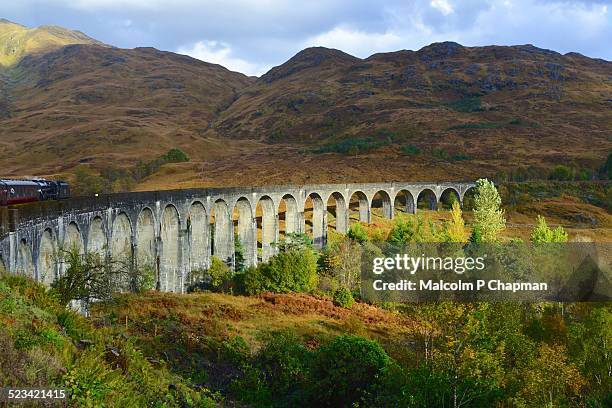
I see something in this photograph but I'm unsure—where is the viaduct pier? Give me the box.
[0,181,474,293]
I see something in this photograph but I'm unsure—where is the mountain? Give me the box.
[215,42,611,174]
[0,21,610,188]
[0,40,254,176]
[0,19,103,67]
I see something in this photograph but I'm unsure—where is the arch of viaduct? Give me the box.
[0,182,474,293]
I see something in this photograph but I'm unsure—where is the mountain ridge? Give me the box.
[0,20,610,189]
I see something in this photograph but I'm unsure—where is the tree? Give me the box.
[388,215,440,243]
[520,344,585,406]
[549,165,573,181]
[51,248,122,307]
[308,336,390,407]
[277,233,313,252]
[530,215,569,243]
[161,148,190,163]
[243,249,318,295]
[347,223,369,244]
[446,201,469,243]
[472,179,506,242]
[600,152,612,179]
[328,238,362,291]
[235,236,246,272]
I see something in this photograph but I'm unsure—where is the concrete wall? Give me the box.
[0,181,474,293]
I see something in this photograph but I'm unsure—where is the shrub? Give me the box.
[388,215,440,243]
[207,257,233,291]
[447,122,504,130]
[530,215,568,243]
[308,336,391,406]
[549,165,573,181]
[347,223,369,244]
[255,331,312,397]
[332,287,355,308]
[188,257,233,293]
[161,148,190,163]
[243,249,318,295]
[221,336,250,367]
[446,96,483,112]
[401,144,421,155]
[599,152,612,179]
[469,225,483,243]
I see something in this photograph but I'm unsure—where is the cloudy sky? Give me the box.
[1,0,610,76]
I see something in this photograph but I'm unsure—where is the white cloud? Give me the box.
[430,0,454,15]
[304,26,404,57]
[177,40,269,76]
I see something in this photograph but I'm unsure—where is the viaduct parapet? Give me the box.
[0,181,474,293]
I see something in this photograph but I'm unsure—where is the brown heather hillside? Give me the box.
[0,20,610,189]
[0,31,254,176]
[215,43,611,174]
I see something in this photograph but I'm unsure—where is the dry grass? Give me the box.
[90,290,416,353]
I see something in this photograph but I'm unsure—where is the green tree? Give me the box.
[388,215,440,243]
[51,248,123,307]
[600,152,612,179]
[277,233,313,252]
[234,236,246,272]
[332,287,355,308]
[347,223,369,244]
[328,238,362,291]
[207,256,233,291]
[161,148,190,163]
[243,249,318,295]
[472,179,506,242]
[530,215,568,243]
[520,344,585,406]
[308,336,390,407]
[549,165,573,181]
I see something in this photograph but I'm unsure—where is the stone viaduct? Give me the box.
[0,182,474,293]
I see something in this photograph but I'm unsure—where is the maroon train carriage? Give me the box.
[0,179,71,206]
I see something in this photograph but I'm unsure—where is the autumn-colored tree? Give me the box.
[446,201,469,243]
[520,343,585,406]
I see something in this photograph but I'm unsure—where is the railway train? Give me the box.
[0,179,70,206]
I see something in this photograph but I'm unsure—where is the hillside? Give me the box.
[0,21,609,187]
[0,41,254,177]
[0,19,103,67]
[215,43,611,175]
[1,270,610,407]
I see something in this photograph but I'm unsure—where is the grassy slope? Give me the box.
[0,19,102,67]
[0,272,217,407]
[86,290,422,400]
[0,268,418,406]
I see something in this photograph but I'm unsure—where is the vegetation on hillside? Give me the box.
[2,179,611,407]
[72,148,190,195]
[0,270,217,407]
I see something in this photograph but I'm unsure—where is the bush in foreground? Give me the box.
[308,335,390,407]
[332,287,355,308]
[243,249,318,295]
